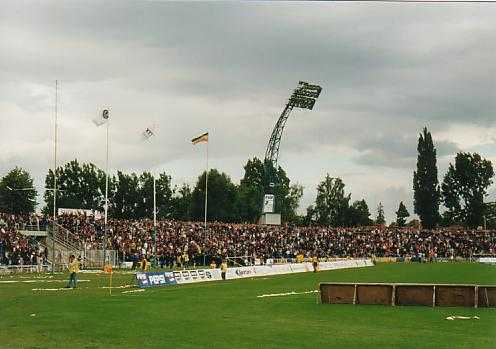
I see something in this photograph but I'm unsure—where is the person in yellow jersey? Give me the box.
[311,255,319,273]
[220,259,228,280]
[182,252,189,269]
[141,256,148,271]
[176,254,182,268]
[209,259,217,269]
[296,253,304,263]
[66,255,80,288]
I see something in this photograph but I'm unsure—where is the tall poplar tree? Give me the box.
[413,127,440,228]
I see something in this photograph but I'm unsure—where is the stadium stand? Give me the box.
[1,211,495,271]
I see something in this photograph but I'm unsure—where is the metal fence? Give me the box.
[81,249,118,268]
[0,264,50,275]
[45,222,118,269]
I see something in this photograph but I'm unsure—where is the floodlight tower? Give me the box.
[261,81,322,224]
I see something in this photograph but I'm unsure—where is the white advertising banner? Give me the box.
[143,259,374,287]
[478,257,496,264]
[289,263,311,273]
[58,208,102,218]
[222,259,373,281]
[172,268,222,284]
[58,208,93,216]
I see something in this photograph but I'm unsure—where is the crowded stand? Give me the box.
[0,212,48,267]
[1,211,495,268]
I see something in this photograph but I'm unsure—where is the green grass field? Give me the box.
[1,262,495,349]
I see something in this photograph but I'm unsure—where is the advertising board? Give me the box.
[136,259,374,288]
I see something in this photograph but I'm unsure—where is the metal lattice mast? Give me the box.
[264,104,294,167]
[261,81,322,217]
[264,81,322,168]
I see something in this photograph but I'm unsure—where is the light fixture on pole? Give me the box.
[94,108,110,267]
[142,124,159,267]
[262,81,322,224]
[52,80,59,273]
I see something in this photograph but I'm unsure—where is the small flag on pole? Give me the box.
[143,127,154,140]
[141,124,158,141]
[93,109,110,127]
[191,132,208,145]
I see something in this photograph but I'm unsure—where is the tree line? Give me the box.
[0,158,303,224]
[0,126,494,228]
[413,127,494,229]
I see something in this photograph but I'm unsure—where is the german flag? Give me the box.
[191,132,209,145]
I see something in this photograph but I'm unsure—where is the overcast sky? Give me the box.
[1,1,495,222]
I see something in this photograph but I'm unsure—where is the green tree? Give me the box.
[376,202,386,225]
[237,157,302,223]
[44,160,113,214]
[395,201,410,227]
[191,169,238,222]
[112,171,140,219]
[0,167,37,214]
[347,199,372,226]
[136,172,175,219]
[171,184,192,221]
[413,127,440,229]
[482,202,496,230]
[305,205,317,225]
[237,158,265,222]
[314,175,350,226]
[155,173,174,219]
[137,171,154,218]
[271,164,300,221]
[441,152,494,228]
[284,184,304,223]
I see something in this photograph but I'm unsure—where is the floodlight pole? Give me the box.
[103,119,109,267]
[262,81,322,219]
[264,104,294,169]
[52,80,58,274]
[204,140,209,266]
[153,174,157,267]
[204,140,208,230]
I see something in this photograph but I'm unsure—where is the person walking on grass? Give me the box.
[312,255,319,273]
[66,254,80,289]
[221,259,228,280]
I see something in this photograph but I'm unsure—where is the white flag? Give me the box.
[93,109,110,127]
[141,123,158,141]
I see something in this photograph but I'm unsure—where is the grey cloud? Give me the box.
[1,1,495,222]
[353,135,460,168]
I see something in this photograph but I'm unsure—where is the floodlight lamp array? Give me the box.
[288,81,322,110]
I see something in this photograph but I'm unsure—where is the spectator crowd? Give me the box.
[2,211,495,267]
[0,212,47,266]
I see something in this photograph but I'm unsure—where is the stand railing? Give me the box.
[46,222,117,269]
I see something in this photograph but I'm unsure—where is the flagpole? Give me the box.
[191,132,209,266]
[153,176,157,227]
[52,80,58,274]
[153,174,157,266]
[204,139,208,230]
[104,119,109,267]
